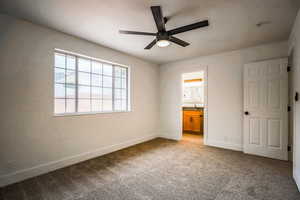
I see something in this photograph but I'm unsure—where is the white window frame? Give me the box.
[54,48,131,116]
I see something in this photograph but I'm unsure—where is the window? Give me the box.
[183,79,204,104]
[54,50,129,115]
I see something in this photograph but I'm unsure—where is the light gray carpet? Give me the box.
[1,136,299,200]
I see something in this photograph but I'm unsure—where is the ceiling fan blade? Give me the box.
[119,30,156,36]
[144,39,157,50]
[151,6,166,32]
[169,36,190,47]
[167,20,209,35]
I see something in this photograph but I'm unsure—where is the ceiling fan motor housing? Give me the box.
[157,31,169,41]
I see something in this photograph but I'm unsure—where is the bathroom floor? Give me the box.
[182,133,203,144]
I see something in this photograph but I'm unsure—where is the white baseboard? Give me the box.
[0,134,158,187]
[159,134,181,141]
[294,169,300,192]
[159,134,243,152]
[158,131,182,141]
[206,139,242,151]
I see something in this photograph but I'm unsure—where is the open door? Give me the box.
[243,58,289,160]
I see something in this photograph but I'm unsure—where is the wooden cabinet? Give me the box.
[183,110,203,134]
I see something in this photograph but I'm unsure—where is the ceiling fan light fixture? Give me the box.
[156,40,170,47]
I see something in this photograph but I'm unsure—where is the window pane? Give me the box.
[121,100,127,111]
[92,61,102,74]
[78,58,91,72]
[66,99,75,113]
[121,68,127,78]
[78,72,90,85]
[78,86,90,98]
[66,84,76,98]
[55,68,65,83]
[91,74,102,86]
[103,100,112,111]
[54,52,129,114]
[121,89,127,99]
[114,89,121,99]
[114,77,121,88]
[66,70,76,84]
[55,84,65,98]
[114,66,122,77]
[91,87,102,99]
[103,64,113,76]
[114,100,122,111]
[103,76,112,88]
[91,99,102,112]
[67,55,75,70]
[103,88,112,99]
[55,53,65,68]
[78,99,91,112]
[121,78,127,89]
[55,99,65,114]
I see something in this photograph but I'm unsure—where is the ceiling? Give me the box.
[0,0,299,64]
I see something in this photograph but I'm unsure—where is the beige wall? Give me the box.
[289,9,300,190]
[160,41,288,150]
[0,14,160,186]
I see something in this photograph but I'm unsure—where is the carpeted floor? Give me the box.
[1,136,299,200]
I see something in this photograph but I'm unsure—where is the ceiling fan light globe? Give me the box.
[156,40,170,47]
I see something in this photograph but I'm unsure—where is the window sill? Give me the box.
[53,111,131,117]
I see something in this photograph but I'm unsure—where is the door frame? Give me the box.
[179,67,209,145]
[288,49,295,161]
[288,42,299,182]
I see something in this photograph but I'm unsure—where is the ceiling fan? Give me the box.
[119,6,209,49]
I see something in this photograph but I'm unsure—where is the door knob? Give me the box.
[244,111,249,115]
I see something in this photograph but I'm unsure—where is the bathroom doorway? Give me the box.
[181,71,207,145]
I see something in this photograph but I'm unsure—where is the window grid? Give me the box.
[75,56,79,112]
[54,51,129,115]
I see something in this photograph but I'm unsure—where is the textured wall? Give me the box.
[0,14,160,186]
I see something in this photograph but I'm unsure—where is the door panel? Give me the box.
[244,58,288,160]
[192,116,201,132]
[267,80,281,109]
[183,114,193,131]
[267,119,281,148]
[248,81,260,109]
[249,118,261,145]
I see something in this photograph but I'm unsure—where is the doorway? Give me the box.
[181,71,207,145]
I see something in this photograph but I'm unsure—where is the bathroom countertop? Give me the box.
[182,107,204,111]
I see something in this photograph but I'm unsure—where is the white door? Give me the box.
[243,58,288,160]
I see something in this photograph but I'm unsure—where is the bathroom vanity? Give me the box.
[182,107,204,134]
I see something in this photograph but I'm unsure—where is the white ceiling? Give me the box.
[0,0,299,64]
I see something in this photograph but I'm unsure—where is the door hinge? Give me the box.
[287,66,291,72]
[288,106,291,112]
[288,146,292,152]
